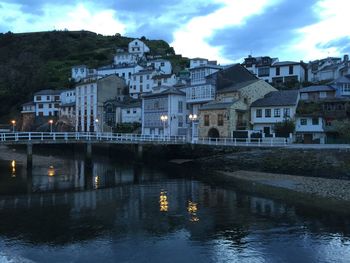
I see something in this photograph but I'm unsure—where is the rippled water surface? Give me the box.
[0,146,350,263]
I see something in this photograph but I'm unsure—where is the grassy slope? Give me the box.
[0,30,188,122]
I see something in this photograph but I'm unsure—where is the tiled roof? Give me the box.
[272,61,300,67]
[251,90,299,107]
[300,85,335,93]
[152,74,173,80]
[142,87,185,98]
[22,101,34,106]
[34,89,63,96]
[199,101,236,110]
[217,79,260,93]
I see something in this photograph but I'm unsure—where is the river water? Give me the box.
[0,146,350,263]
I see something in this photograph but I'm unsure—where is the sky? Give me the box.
[0,0,349,64]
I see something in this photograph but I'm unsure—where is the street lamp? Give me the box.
[10,120,16,133]
[160,115,168,137]
[95,118,99,133]
[48,119,53,133]
[189,114,197,143]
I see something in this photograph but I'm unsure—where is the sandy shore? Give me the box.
[217,170,350,202]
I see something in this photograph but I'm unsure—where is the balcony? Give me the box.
[186,84,215,103]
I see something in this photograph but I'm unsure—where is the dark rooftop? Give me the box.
[34,89,63,96]
[199,101,236,110]
[251,90,299,107]
[300,85,335,93]
[142,86,185,98]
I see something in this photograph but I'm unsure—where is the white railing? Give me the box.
[0,132,187,144]
[195,137,292,147]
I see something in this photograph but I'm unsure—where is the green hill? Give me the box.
[0,30,188,122]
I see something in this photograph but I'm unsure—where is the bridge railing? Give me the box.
[195,137,291,147]
[0,132,187,144]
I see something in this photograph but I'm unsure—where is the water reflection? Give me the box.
[0,156,350,262]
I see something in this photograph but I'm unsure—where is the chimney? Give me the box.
[344,54,349,62]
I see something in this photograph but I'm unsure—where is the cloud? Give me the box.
[317,37,350,56]
[208,0,319,62]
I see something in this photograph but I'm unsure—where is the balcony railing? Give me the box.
[186,84,215,103]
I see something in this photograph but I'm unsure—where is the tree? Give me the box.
[274,119,295,137]
[333,119,350,140]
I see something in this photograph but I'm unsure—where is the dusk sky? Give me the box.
[0,0,349,64]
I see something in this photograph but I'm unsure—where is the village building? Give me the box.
[198,77,277,138]
[33,89,62,117]
[142,86,188,136]
[250,90,299,136]
[147,59,172,74]
[75,75,126,132]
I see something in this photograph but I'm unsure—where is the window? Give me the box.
[38,104,43,109]
[265,109,271,117]
[312,118,319,125]
[133,76,136,81]
[178,116,183,127]
[258,67,270,77]
[54,103,59,108]
[147,75,150,80]
[54,95,60,101]
[127,110,130,114]
[256,109,262,118]
[320,92,327,98]
[133,109,137,114]
[164,78,167,83]
[274,108,281,117]
[140,76,143,83]
[49,104,52,108]
[46,96,50,100]
[283,108,290,117]
[289,65,294,75]
[178,101,183,113]
[36,96,41,101]
[300,119,307,125]
[218,114,224,126]
[276,67,280,76]
[204,115,209,126]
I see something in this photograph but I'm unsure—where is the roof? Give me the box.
[60,102,75,107]
[199,101,236,110]
[22,101,34,106]
[300,85,335,93]
[189,64,223,71]
[217,79,260,93]
[152,74,173,80]
[142,87,185,98]
[98,63,139,70]
[34,89,62,96]
[121,101,141,109]
[133,70,154,76]
[251,90,299,107]
[333,75,350,84]
[272,61,300,67]
[190,57,208,61]
[207,64,258,91]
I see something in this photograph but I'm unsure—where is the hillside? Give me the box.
[0,30,188,122]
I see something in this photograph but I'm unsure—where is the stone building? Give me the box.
[198,79,276,138]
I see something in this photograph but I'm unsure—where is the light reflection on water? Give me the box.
[0,154,350,262]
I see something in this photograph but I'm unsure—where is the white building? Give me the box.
[142,86,188,136]
[128,39,150,57]
[129,69,156,99]
[75,75,126,132]
[242,56,306,86]
[295,116,326,144]
[114,49,138,65]
[97,64,143,86]
[121,102,142,124]
[59,89,76,126]
[189,58,218,69]
[71,65,97,82]
[147,59,172,74]
[152,74,177,87]
[250,90,299,135]
[308,55,350,83]
[33,89,62,117]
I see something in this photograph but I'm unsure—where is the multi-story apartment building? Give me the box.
[142,86,188,136]
[147,59,172,74]
[59,89,76,127]
[129,69,156,99]
[242,55,306,87]
[308,55,350,83]
[97,64,144,86]
[75,75,126,132]
[71,65,97,82]
[33,89,62,117]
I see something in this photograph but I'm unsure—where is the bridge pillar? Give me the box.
[135,144,143,162]
[26,143,33,169]
[85,143,92,167]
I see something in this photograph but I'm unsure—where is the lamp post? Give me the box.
[11,120,16,133]
[160,115,168,138]
[189,114,197,143]
[48,119,53,133]
[95,118,99,133]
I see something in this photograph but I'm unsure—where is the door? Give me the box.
[263,127,270,136]
[304,134,313,144]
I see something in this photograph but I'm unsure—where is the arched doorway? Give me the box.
[208,128,220,138]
